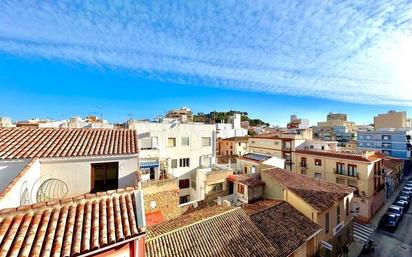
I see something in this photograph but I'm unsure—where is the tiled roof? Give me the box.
[145,207,280,257]
[0,187,144,257]
[295,149,384,163]
[0,128,138,159]
[220,136,249,142]
[243,200,321,257]
[228,174,265,187]
[263,168,354,211]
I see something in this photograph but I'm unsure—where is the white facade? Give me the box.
[0,155,138,209]
[128,120,216,203]
[216,114,248,139]
[0,117,14,128]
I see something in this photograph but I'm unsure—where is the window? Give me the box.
[202,137,211,146]
[181,137,190,146]
[230,151,233,155]
[337,205,341,224]
[179,195,190,204]
[168,137,176,147]
[179,179,190,189]
[237,184,245,194]
[191,176,197,190]
[382,142,391,148]
[301,157,307,167]
[179,158,190,167]
[91,162,119,193]
[314,172,322,179]
[346,198,350,217]
[171,159,177,168]
[315,159,322,166]
[348,164,358,177]
[238,142,242,146]
[382,135,391,141]
[336,162,345,174]
[325,212,330,233]
[211,182,223,192]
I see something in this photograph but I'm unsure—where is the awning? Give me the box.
[139,160,159,168]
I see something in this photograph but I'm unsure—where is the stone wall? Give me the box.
[142,178,180,220]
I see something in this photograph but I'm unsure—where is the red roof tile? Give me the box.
[262,168,354,211]
[243,200,321,257]
[228,174,265,187]
[0,188,144,257]
[295,149,384,163]
[0,128,138,159]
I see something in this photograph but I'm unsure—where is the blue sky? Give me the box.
[0,0,411,126]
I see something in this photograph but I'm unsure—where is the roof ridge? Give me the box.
[0,186,139,216]
[146,207,240,241]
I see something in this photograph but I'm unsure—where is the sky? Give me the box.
[0,0,411,126]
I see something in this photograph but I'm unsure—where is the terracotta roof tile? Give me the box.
[0,128,138,159]
[145,207,280,257]
[228,174,265,187]
[295,149,384,163]
[243,200,321,257]
[263,168,354,211]
[0,188,144,257]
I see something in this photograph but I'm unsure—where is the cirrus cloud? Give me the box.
[0,0,411,105]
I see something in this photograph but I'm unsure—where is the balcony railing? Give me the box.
[334,168,359,178]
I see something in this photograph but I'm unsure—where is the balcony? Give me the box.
[139,148,160,159]
[334,168,359,178]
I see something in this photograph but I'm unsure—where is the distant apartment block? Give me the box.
[15,115,114,129]
[314,112,357,146]
[287,114,309,129]
[358,130,412,159]
[217,136,248,163]
[165,106,193,123]
[293,142,385,223]
[247,130,311,170]
[374,110,409,130]
[0,117,14,128]
[216,113,248,139]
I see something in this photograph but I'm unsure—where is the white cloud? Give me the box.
[0,0,411,105]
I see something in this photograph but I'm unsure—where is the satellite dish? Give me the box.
[193,202,198,208]
[150,201,157,209]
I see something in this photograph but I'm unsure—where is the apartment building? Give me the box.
[0,128,139,209]
[374,110,409,130]
[216,113,248,139]
[128,120,219,204]
[314,113,357,146]
[217,136,248,163]
[0,117,14,128]
[165,106,193,123]
[293,146,385,223]
[261,168,354,257]
[287,114,309,129]
[247,130,310,170]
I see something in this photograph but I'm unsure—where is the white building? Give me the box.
[0,128,138,209]
[128,120,217,204]
[216,114,248,139]
[0,117,14,128]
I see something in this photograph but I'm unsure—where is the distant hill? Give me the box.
[193,110,270,127]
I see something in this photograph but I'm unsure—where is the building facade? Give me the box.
[261,168,354,257]
[216,113,248,139]
[247,131,310,170]
[293,147,385,223]
[314,113,357,147]
[128,120,217,204]
[374,111,409,130]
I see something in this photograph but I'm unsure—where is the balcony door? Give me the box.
[91,162,119,193]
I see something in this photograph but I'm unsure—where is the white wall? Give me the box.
[131,121,216,178]
[0,159,41,209]
[40,156,138,197]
